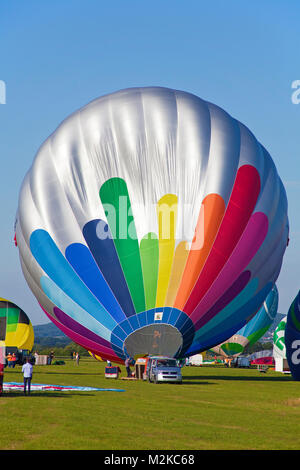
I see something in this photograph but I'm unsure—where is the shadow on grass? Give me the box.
[1,392,95,398]
[150,381,215,386]
[183,374,293,382]
[5,371,102,377]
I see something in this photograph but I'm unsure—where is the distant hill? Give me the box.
[34,322,67,337]
[33,322,71,348]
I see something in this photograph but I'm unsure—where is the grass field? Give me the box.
[1,358,300,450]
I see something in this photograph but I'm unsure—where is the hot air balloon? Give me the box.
[211,285,278,357]
[15,87,289,364]
[285,291,300,380]
[0,298,34,352]
[273,315,290,373]
[273,315,287,359]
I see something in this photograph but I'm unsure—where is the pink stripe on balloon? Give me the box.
[40,305,123,364]
[184,165,261,315]
[193,270,251,331]
[190,212,268,324]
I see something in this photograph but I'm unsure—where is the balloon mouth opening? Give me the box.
[124,324,183,358]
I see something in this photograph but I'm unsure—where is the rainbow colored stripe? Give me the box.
[30,170,272,363]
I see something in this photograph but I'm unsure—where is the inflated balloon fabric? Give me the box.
[285,291,300,380]
[211,285,278,357]
[15,87,289,363]
[0,298,34,351]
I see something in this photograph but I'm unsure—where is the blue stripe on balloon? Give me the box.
[83,220,136,318]
[40,276,112,342]
[169,309,180,326]
[162,308,172,323]
[111,325,127,341]
[110,334,124,350]
[137,311,147,327]
[128,315,140,331]
[65,243,127,324]
[146,309,155,324]
[121,320,134,336]
[30,229,117,333]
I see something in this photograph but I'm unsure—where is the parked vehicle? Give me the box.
[231,356,250,368]
[145,356,182,384]
[188,354,203,366]
[4,347,34,366]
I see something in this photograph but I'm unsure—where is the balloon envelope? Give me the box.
[285,291,300,380]
[15,87,289,363]
[88,351,104,362]
[211,285,278,357]
[273,315,287,359]
[0,298,34,351]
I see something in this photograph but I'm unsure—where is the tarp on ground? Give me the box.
[3,382,125,392]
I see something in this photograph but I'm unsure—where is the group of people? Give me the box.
[71,351,80,365]
[6,352,17,368]
[4,350,134,396]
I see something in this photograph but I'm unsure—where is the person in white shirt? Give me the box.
[22,358,33,396]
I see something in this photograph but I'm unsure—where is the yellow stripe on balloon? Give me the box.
[164,241,190,307]
[156,194,178,307]
[5,324,34,350]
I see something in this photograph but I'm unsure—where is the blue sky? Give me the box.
[0,0,299,325]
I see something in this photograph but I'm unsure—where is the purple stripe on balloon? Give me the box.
[190,212,268,323]
[192,270,251,331]
[39,305,119,359]
[53,307,112,348]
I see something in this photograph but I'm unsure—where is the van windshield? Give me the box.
[156,359,177,368]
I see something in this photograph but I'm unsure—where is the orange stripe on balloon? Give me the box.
[164,241,190,307]
[173,193,226,311]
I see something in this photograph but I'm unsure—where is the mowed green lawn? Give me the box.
[1,358,300,450]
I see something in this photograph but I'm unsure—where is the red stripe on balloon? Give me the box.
[183,165,261,315]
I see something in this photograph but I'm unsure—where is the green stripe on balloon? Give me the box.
[247,326,270,346]
[6,308,19,333]
[140,233,159,310]
[99,177,146,314]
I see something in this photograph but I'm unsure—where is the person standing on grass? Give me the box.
[11,353,17,368]
[49,350,54,365]
[22,357,33,396]
[125,357,132,377]
[7,352,13,368]
[76,352,80,365]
